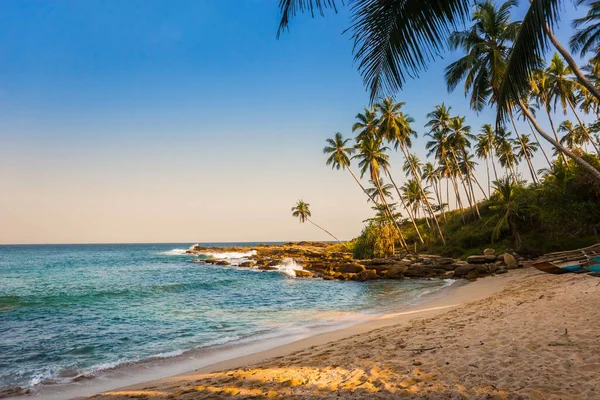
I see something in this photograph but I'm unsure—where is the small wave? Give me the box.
[160,248,189,256]
[198,250,257,260]
[271,258,303,278]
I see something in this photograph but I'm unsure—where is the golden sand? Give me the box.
[89,268,600,399]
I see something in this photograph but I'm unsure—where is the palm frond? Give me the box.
[277,0,341,38]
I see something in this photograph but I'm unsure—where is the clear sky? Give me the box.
[0,0,589,244]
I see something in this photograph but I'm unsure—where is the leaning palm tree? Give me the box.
[489,177,523,250]
[365,180,394,203]
[571,0,600,59]
[291,200,344,244]
[324,132,376,202]
[514,134,540,183]
[376,97,444,243]
[495,129,519,183]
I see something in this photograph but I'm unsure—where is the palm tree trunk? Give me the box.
[449,149,474,209]
[465,173,481,218]
[523,149,538,184]
[471,173,488,200]
[509,163,519,183]
[374,176,409,251]
[485,156,491,197]
[545,107,569,164]
[526,119,552,167]
[518,100,600,181]
[567,97,592,140]
[384,168,425,244]
[398,144,446,244]
[546,25,600,103]
[307,219,344,245]
[491,154,499,181]
[450,174,466,223]
[348,168,378,203]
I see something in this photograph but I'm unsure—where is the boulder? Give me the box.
[362,258,396,266]
[496,267,508,274]
[404,265,430,278]
[437,257,456,265]
[454,264,476,278]
[444,271,455,279]
[483,248,496,256]
[353,269,379,282]
[294,270,314,278]
[384,264,408,279]
[239,261,255,267]
[258,265,278,271]
[465,270,480,280]
[215,260,231,266]
[337,263,366,274]
[502,253,518,269]
[466,255,490,264]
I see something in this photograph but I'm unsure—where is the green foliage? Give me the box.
[353,222,400,259]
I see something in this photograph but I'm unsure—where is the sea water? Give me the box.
[0,243,453,396]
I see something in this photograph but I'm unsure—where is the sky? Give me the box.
[0,0,591,244]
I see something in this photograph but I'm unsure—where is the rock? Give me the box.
[336,273,356,281]
[384,264,408,279]
[454,264,476,278]
[353,269,379,281]
[239,261,255,267]
[362,258,396,266]
[404,264,429,278]
[215,260,231,266]
[337,263,366,274]
[496,267,508,274]
[466,255,489,264]
[503,253,518,269]
[437,257,455,265]
[444,271,455,279]
[476,264,492,274]
[483,248,496,256]
[465,270,480,280]
[294,270,314,278]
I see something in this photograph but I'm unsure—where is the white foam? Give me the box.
[160,248,189,256]
[272,258,303,278]
[199,250,257,259]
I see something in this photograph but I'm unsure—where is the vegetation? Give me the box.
[291,200,345,246]
[304,1,600,259]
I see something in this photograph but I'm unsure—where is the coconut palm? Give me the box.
[445,0,519,111]
[514,97,553,167]
[277,0,600,107]
[324,132,376,202]
[571,0,600,58]
[558,120,600,153]
[447,116,479,211]
[475,124,499,196]
[376,97,441,243]
[495,129,519,183]
[353,136,409,250]
[488,177,523,250]
[459,152,484,218]
[514,134,540,183]
[291,200,344,244]
[402,153,422,179]
[365,180,394,203]
[422,162,446,222]
[352,107,380,144]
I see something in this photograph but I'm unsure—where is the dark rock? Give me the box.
[466,255,490,264]
[384,265,408,279]
[258,265,278,271]
[483,248,496,256]
[503,253,518,269]
[239,261,255,267]
[353,269,379,281]
[294,270,314,278]
[496,267,508,274]
[437,257,455,265]
[404,265,430,278]
[336,263,366,274]
[454,264,477,277]
[215,260,231,266]
[465,270,480,280]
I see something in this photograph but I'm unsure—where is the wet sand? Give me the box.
[83,267,600,399]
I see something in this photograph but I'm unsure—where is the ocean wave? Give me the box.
[197,250,257,260]
[160,248,189,256]
[271,258,303,278]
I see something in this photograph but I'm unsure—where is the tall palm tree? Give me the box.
[495,129,519,183]
[514,134,540,183]
[376,97,444,243]
[459,152,484,218]
[489,177,523,250]
[353,136,409,250]
[402,153,422,179]
[447,116,479,212]
[571,0,600,59]
[352,107,380,144]
[365,180,393,203]
[475,124,499,196]
[324,132,376,202]
[545,53,592,139]
[291,200,344,244]
[514,97,553,167]
[558,120,600,153]
[422,162,447,222]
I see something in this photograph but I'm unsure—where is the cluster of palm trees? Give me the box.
[278,0,600,182]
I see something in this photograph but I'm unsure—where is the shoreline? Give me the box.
[78,270,525,399]
[9,277,462,400]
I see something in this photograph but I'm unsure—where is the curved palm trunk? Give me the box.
[431,179,447,223]
[347,168,378,203]
[471,173,488,200]
[518,100,600,181]
[465,173,481,218]
[307,218,344,245]
[398,144,446,244]
[384,168,425,244]
[374,176,409,251]
[449,149,474,210]
[546,26,600,103]
[450,174,466,223]
[526,120,552,167]
[491,154,499,181]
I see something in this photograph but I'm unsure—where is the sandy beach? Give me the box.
[85,267,600,399]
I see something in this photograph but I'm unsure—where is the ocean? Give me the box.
[0,243,453,397]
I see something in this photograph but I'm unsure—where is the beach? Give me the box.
[85,267,600,399]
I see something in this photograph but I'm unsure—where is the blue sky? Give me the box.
[0,1,590,244]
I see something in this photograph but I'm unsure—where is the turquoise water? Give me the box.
[0,243,451,395]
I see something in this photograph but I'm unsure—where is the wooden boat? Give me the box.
[532,244,600,274]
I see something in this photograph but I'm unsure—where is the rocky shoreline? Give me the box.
[186,242,525,281]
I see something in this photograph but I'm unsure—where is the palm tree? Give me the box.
[352,107,380,144]
[495,129,519,183]
[571,0,600,59]
[353,136,409,250]
[459,152,484,218]
[365,180,394,203]
[514,97,553,167]
[475,124,499,196]
[514,134,540,183]
[376,97,444,243]
[422,162,447,222]
[545,53,592,140]
[277,0,600,107]
[402,153,422,179]
[558,120,600,153]
[324,132,376,202]
[447,116,479,211]
[489,177,523,250]
[291,200,344,244]
[445,0,519,111]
